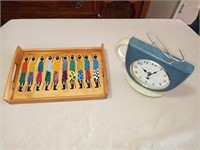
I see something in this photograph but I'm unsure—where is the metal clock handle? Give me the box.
[147,32,185,64]
[114,38,129,63]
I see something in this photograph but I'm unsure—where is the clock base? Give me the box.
[126,72,163,97]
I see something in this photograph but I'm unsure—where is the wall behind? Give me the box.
[174,0,200,24]
[146,0,180,18]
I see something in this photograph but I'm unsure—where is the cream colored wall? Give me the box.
[146,0,199,24]
[174,0,200,24]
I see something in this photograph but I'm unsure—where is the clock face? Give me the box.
[130,59,170,90]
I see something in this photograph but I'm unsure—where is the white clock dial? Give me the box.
[130,59,170,90]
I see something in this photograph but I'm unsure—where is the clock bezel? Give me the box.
[130,59,171,90]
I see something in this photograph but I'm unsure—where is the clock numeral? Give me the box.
[159,83,162,86]
[134,65,137,68]
[137,62,142,65]
[152,83,155,86]
[135,71,138,74]
[145,81,148,84]
[163,80,166,83]
[151,62,157,67]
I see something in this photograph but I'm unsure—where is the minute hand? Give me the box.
[152,71,158,75]
[147,71,159,77]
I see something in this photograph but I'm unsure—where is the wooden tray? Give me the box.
[4,44,108,104]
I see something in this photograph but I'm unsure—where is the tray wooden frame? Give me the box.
[4,44,108,104]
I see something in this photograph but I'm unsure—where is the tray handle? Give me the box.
[3,46,23,102]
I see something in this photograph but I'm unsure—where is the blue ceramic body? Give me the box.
[125,37,195,92]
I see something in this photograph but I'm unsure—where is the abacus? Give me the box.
[4,44,108,104]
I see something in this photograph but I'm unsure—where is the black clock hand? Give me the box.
[151,68,163,75]
[142,68,147,73]
[147,72,152,77]
[147,71,158,78]
[152,71,158,75]
[147,70,162,80]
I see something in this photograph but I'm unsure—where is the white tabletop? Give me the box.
[0,19,199,150]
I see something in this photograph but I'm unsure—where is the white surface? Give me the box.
[0,19,200,150]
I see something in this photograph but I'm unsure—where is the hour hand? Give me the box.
[152,71,158,75]
[142,68,147,73]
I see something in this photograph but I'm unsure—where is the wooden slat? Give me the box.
[3,45,109,104]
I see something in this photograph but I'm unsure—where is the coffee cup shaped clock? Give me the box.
[115,32,195,97]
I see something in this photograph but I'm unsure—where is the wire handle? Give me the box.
[146,32,185,64]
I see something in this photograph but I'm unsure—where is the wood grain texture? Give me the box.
[3,45,108,104]
[1,1,151,25]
